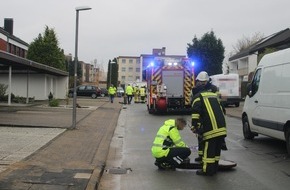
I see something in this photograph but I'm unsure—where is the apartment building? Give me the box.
[81,62,100,86]
[117,56,141,86]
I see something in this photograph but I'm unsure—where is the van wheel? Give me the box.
[286,129,290,155]
[242,115,255,139]
[235,102,240,107]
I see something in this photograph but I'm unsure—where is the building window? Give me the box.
[129,59,133,64]
[136,76,140,80]
[121,76,126,80]
[128,76,133,81]
[122,59,126,63]
[136,68,140,72]
[121,67,126,72]
[251,68,261,96]
[128,67,133,72]
[20,49,24,57]
[15,47,19,56]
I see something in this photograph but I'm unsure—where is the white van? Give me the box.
[242,48,290,154]
[210,73,240,107]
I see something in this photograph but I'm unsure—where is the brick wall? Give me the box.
[0,38,7,51]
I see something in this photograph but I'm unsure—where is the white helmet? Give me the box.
[196,71,209,81]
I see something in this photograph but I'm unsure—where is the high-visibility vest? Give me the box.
[126,86,133,95]
[151,119,187,158]
[108,87,116,95]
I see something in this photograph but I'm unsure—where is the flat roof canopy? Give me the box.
[0,50,68,76]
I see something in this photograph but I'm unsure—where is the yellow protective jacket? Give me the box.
[191,91,227,140]
[133,86,139,95]
[151,119,187,158]
[139,87,145,96]
[108,86,116,95]
[126,85,133,95]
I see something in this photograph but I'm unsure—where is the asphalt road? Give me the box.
[99,102,290,190]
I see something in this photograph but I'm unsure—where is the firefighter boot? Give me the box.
[194,156,202,162]
[221,143,228,150]
[155,161,175,170]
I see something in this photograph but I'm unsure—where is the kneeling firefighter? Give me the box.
[151,118,191,170]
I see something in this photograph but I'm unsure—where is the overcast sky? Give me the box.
[1,0,290,70]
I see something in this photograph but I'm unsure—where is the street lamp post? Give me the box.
[109,60,116,86]
[72,6,92,129]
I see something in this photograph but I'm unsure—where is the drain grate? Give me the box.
[106,167,132,174]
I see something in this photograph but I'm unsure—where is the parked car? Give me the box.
[68,85,101,99]
[117,87,125,97]
[100,88,108,97]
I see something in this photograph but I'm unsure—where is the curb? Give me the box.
[86,108,122,190]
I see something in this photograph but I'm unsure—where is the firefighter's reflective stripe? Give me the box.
[198,150,203,156]
[215,156,220,162]
[191,96,201,131]
[192,114,199,120]
[203,95,218,129]
[202,141,216,172]
[156,134,166,139]
[203,128,227,140]
[192,97,200,107]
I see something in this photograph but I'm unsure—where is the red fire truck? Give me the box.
[145,57,195,114]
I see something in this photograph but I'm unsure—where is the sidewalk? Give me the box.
[225,101,243,119]
[0,98,123,190]
[0,98,242,190]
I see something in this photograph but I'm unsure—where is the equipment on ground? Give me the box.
[145,57,195,114]
[176,159,237,170]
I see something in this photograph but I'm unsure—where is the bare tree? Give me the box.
[232,32,264,54]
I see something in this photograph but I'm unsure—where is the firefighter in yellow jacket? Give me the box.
[133,85,139,103]
[139,86,146,103]
[191,71,227,176]
[152,118,191,170]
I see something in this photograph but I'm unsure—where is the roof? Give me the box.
[0,27,29,47]
[228,43,257,61]
[117,56,140,59]
[249,28,290,53]
[0,50,68,76]
[229,28,290,61]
